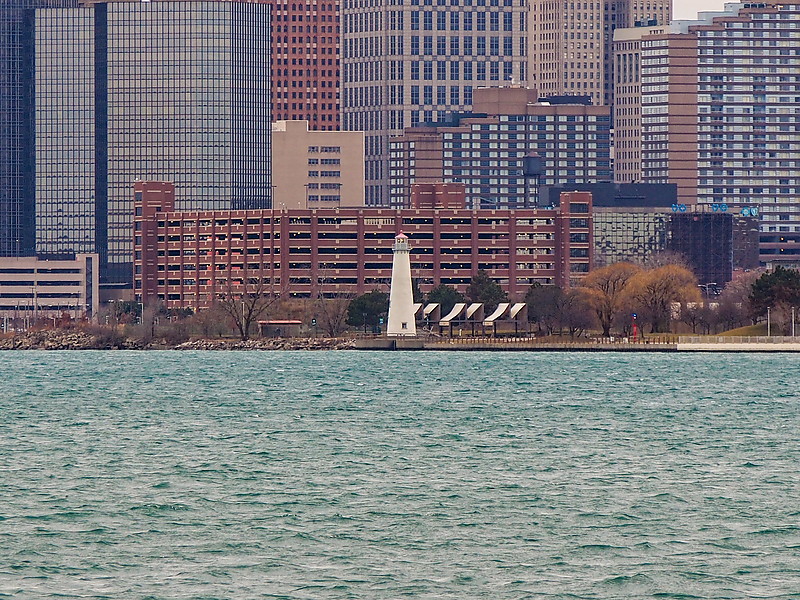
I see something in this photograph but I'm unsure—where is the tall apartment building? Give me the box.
[527,0,670,106]
[271,120,364,208]
[8,0,271,286]
[389,87,611,209]
[635,0,800,260]
[612,24,667,183]
[341,0,528,206]
[269,0,340,129]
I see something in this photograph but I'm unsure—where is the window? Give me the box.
[450,36,460,55]
[450,86,460,104]
[450,61,460,79]
[450,11,459,29]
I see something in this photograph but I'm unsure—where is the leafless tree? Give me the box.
[314,294,353,337]
[558,288,594,338]
[216,272,283,340]
[680,302,704,334]
[189,303,231,338]
[312,267,358,337]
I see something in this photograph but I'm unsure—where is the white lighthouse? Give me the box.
[386,232,417,337]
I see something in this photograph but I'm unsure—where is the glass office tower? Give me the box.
[32,0,271,284]
[104,1,271,283]
[0,0,78,257]
[34,6,97,257]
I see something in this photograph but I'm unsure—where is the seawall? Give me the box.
[355,338,800,352]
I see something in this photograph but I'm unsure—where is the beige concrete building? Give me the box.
[341,0,529,206]
[271,120,365,209]
[612,24,667,183]
[0,254,100,328]
[528,0,671,107]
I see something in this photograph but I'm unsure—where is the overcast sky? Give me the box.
[672,0,729,19]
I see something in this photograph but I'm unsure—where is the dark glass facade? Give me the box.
[9,0,270,285]
[104,1,271,283]
[594,208,761,285]
[34,6,96,257]
[0,1,78,257]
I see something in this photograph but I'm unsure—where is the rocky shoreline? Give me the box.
[0,329,356,351]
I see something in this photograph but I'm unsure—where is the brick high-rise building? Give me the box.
[269,0,340,129]
[612,23,667,183]
[389,87,611,209]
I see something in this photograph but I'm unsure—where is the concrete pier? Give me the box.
[354,337,800,352]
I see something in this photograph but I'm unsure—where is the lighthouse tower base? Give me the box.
[386,233,417,337]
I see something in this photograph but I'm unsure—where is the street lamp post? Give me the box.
[793,306,796,338]
[767,306,771,337]
[698,282,717,298]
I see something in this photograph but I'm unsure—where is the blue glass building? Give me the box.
[0,0,79,258]
[3,0,271,285]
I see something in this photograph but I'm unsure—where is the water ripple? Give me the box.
[0,351,798,599]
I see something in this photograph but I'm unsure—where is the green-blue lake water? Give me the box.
[1,351,798,599]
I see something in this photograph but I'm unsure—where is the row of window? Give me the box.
[409,9,515,31]
[410,35,515,56]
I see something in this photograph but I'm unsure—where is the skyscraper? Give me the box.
[269,0,340,129]
[527,0,671,106]
[341,0,528,206]
[0,0,79,258]
[29,0,271,284]
[612,23,668,183]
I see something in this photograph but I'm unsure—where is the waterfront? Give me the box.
[1,351,798,599]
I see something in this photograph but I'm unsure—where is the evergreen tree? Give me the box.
[750,266,800,321]
[427,283,466,316]
[465,270,507,313]
[346,290,389,330]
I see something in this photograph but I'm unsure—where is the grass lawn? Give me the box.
[716,324,766,336]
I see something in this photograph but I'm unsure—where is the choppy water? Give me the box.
[0,351,799,599]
